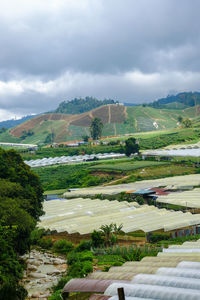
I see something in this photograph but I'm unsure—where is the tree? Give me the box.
[182,118,192,128]
[91,230,104,248]
[124,137,139,157]
[177,115,183,123]
[82,135,89,142]
[100,223,114,246]
[90,117,103,140]
[113,223,123,235]
[0,148,44,298]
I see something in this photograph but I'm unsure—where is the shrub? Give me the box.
[48,290,63,300]
[91,230,104,248]
[53,239,73,255]
[75,240,92,252]
[67,251,79,265]
[97,254,125,266]
[110,234,118,245]
[52,276,72,292]
[78,250,94,262]
[38,237,53,249]
[82,260,93,274]
[30,228,46,245]
[68,260,93,277]
[67,250,93,265]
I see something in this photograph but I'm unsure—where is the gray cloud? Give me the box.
[0,0,200,120]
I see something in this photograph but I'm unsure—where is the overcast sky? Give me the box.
[0,0,200,120]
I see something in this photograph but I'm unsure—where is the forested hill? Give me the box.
[54,97,117,114]
[148,92,200,109]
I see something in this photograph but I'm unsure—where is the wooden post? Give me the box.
[118,287,125,300]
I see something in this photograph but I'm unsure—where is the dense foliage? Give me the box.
[139,128,200,149]
[124,137,140,156]
[90,117,103,140]
[54,96,116,114]
[34,164,113,190]
[148,91,200,109]
[0,148,43,299]
[22,144,124,161]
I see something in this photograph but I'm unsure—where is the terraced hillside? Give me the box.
[0,104,198,144]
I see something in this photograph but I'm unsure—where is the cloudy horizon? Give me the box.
[0,0,200,120]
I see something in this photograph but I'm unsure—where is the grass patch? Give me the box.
[89,160,169,171]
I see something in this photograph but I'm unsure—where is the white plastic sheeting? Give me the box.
[156,188,200,209]
[63,174,200,198]
[163,248,200,253]
[25,153,125,168]
[104,283,200,300]
[156,267,200,279]
[109,297,155,300]
[40,198,200,234]
[177,261,200,269]
[132,273,200,290]
[144,148,200,157]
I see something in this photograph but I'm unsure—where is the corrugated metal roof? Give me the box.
[62,278,130,293]
[133,189,155,195]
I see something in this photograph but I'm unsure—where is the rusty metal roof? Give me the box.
[89,295,111,300]
[62,278,129,293]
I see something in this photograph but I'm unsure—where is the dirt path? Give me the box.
[108,105,111,123]
[89,111,94,119]
[102,175,131,186]
[134,118,138,130]
[124,106,128,118]
[113,123,117,135]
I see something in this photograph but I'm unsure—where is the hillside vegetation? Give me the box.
[149,91,200,109]
[55,96,117,114]
[0,103,198,145]
[0,115,36,129]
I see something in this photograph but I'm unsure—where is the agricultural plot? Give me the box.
[1,104,198,145]
[89,161,169,171]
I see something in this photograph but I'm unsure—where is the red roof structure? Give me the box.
[89,295,111,300]
[62,278,129,294]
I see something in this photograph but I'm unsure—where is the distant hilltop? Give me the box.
[148,91,200,109]
[54,96,118,114]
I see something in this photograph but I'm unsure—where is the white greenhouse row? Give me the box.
[40,198,200,234]
[143,148,200,157]
[63,239,200,299]
[63,173,200,198]
[156,188,200,209]
[25,153,125,167]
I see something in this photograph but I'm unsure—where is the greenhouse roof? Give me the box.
[62,279,129,293]
[40,198,200,234]
[63,174,200,198]
[156,188,200,208]
[86,239,200,300]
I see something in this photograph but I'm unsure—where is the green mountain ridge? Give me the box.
[0,104,197,145]
[149,91,200,109]
[54,96,117,114]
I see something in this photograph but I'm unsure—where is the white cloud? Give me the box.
[0,0,200,119]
